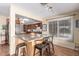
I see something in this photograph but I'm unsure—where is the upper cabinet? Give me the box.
[23,23,42,34]
[16,18,20,24]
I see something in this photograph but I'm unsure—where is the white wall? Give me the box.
[12,4,42,21]
[73,14,79,46]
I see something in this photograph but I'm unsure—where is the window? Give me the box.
[59,19,71,37]
[49,21,57,36]
[48,17,73,39]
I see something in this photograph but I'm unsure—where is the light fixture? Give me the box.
[40,3,53,12]
[48,6,53,12]
[40,3,48,6]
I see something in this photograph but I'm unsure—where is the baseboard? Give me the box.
[53,39,76,50]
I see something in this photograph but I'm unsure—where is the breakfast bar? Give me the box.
[15,34,44,56]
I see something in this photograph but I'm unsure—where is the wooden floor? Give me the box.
[54,45,79,56]
[0,44,79,56]
[0,44,9,56]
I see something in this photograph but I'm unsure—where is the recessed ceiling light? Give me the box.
[23,18,29,21]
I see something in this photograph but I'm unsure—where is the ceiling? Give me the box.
[0,3,10,16]
[14,3,79,19]
[0,3,79,19]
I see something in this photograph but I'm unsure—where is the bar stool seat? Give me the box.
[35,43,48,50]
[33,39,50,56]
[41,36,55,55]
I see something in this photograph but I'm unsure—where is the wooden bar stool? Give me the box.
[75,44,79,56]
[33,38,50,56]
[42,36,55,55]
[15,43,27,56]
[47,35,55,55]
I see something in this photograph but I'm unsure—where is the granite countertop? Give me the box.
[15,34,43,42]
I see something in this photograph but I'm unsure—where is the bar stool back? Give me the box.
[15,43,27,56]
[48,35,55,55]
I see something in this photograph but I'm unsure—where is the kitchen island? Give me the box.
[15,34,43,56]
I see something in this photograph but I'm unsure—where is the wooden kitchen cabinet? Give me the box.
[23,23,42,34]
[16,18,20,24]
